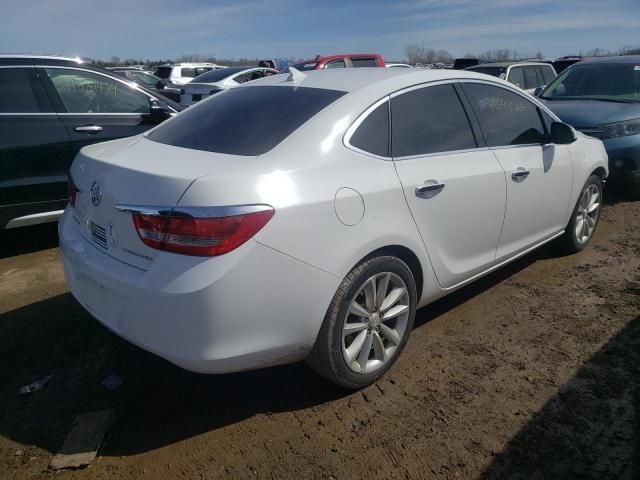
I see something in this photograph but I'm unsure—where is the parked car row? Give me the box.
[0,55,177,229]
[4,48,638,389]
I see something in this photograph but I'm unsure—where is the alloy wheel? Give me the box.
[575,183,601,244]
[341,272,410,374]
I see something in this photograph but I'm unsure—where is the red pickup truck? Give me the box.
[289,54,385,70]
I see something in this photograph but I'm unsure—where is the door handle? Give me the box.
[415,182,445,199]
[511,168,530,182]
[74,125,103,134]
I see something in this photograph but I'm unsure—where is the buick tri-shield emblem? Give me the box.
[90,181,102,206]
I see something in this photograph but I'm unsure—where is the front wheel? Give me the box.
[558,175,603,253]
[307,255,417,389]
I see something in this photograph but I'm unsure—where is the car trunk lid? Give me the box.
[69,135,243,269]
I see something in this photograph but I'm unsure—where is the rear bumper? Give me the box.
[59,208,339,374]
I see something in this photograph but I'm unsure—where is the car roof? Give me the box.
[250,67,510,94]
[0,54,84,66]
[576,55,640,64]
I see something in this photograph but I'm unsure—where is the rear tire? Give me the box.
[307,255,417,389]
[557,175,602,254]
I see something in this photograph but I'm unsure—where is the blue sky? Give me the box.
[1,0,639,61]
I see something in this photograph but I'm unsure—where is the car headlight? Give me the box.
[598,118,640,139]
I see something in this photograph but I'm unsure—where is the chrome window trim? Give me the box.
[5,210,65,229]
[393,146,491,162]
[116,203,274,218]
[343,77,563,162]
[0,112,58,116]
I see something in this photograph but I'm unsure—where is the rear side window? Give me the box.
[523,66,539,89]
[325,60,346,69]
[349,102,389,157]
[463,83,546,146]
[154,66,172,79]
[538,66,555,84]
[181,67,196,78]
[0,68,39,113]
[391,84,476,157]
[508,67,525,88]
[351,58,377,68]
[147,86,346,156]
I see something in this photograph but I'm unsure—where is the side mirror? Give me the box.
[146,98,172,123]
[156,80,165,90]
[550,121,576,144]
[533,86,544,97]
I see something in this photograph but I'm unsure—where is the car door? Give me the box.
[0,66,72,225]
[461,81,573,260]
[390,82,507,289]
[39,67,159,155]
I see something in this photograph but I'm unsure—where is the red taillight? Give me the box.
[131,209,274,257]
[68,176,80,207]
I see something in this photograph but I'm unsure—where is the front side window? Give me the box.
[351,58,377,68]
[46,68,149,114]
[464,83,547,146]
[0,68,39,113]
[349,101,389,157]
[391,84,476,157]
[325,60,346,69]
[180,67,195,78]
[146,86,346,156]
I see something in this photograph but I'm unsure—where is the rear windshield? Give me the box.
[291,62,318,71]
[192,67,246,83]
[146,86,347,156]
[154,66,172,79]
[468,66,507,78]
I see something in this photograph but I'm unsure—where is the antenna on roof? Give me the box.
[287,66,307,83]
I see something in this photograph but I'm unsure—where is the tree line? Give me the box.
[404,43,640,64]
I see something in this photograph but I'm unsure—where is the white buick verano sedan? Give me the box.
[60,68,608,388]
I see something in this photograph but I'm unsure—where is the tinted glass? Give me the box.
[234,70,265,84]
[0,68,39,113]
[128,71,160,88]
[539,65,555,84]
[147,86,346,156]
[192,67,245,83]
[508,67,524,88]
[291,62,317,71]
[523,66,539,89]
[349,102,389,157]
[351,58,377,68]
[181,67,195,78]
[464,83,546,146]
[154,66,172,79]
[541,63,640,103]
[325,60,346,69]
[391,84,476,157]
[46,68,149,113]
[468,66,507,78]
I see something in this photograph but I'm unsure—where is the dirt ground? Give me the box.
[0,190,638,480]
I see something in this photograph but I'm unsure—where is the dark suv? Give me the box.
[0,55,177,229]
